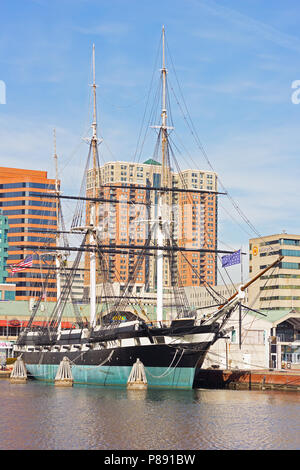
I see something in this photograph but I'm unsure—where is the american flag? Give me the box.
[10,254,33,274]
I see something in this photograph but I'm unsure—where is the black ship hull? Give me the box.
[14,320,219,389]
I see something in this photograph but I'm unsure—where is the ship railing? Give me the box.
[145,318,195,329]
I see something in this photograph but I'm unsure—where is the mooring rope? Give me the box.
[24,350,114,379]
[144,348,185,379]
[68,350,114,370]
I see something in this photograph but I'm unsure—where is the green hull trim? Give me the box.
[26,363,196,389]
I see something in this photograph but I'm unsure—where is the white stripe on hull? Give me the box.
[14,332,216,355]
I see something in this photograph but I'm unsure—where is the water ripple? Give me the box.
[0,381,299,450]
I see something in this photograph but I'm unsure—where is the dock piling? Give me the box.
[10,357,27,384]
[55,356,73,387]
[127,358,147,390]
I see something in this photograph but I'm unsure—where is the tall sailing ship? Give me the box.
[13,28,282,389]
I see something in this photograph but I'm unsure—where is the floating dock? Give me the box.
[194,368,300,391]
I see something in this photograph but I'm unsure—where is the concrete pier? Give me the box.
[0,369,11,379]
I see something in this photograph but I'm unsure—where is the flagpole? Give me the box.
[239,244,243,349]
[219,255,284,309]
[240,245,243,284]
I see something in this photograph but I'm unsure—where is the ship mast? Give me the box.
[156,26,169,325]
[68,44,101,328]
[53,128,64,333]
[161,25,168,189]
[53,129,61,302]
[89,43,98,328]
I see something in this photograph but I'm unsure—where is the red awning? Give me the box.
[0,320,74,329]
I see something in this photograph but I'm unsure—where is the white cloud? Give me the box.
[208,123,300,239]
[75,22,130,36]
[0,114,84,189]
[196,0,300,54]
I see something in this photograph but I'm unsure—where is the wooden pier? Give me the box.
[0,368,11,379]
[194,368,300,391]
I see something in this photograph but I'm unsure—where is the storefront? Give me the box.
[0,340,14,362]
[281,344,300,367]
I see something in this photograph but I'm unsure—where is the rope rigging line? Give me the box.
[238,264,279,345]
[28,350,115,379]
[24,257,57,331]
[206,227,238,293]
[167,236,192,319]
[46,233,88,331]
[163,34,278,256]
[132,31,162,164]
[144,348,185,379]
[167,136,240,303]
[68,349,114,370]
[108,226,155,322]
[94,248,118,323]
[204,348,266,371]
[71,144,93,229]
[167,74,262,238]
[166,139,227,305]
[60,262,86,327]
[180,250,226,305]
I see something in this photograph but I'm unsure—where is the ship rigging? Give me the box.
[13,27,282,389]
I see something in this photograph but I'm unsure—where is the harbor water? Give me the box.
[0,379,299,450]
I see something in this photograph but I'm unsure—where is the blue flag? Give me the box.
[222,250,241,268]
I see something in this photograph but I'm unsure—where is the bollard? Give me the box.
[55,356,73,387]
[127,358,147,390]
[10,357,27,384]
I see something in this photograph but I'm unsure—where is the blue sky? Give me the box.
[1,0,300,279]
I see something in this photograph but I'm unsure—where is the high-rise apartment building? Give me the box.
[0,167,58,301]
[249,233,300,312]
[85,160,218,297]
[60,260,85,302]
[175,169,218,287]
